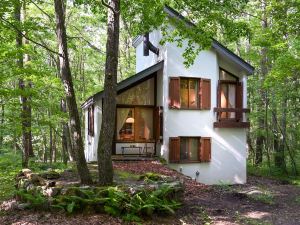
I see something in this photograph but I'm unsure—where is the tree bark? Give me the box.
[54,0,92,184]
[97,0,120,185]
[255,0,268,166]
[22,1,34,157]
[15,0,29,168]
[49,125,53,163]
[0,101,4,147]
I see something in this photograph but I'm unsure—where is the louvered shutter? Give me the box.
[236,82,243,122]
[200,137,211,162]
[91,105,94,136]
[169,137,180,163]
[154,106,161,141]
[200,79,211,109]
[88,107,91,136]
[169,78,180,109]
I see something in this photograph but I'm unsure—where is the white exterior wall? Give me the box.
[131,28,249,185]
[84,100,102,162]
[84,27,249,184]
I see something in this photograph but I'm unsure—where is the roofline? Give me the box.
[81,60,164,108]
[163,5,254,75]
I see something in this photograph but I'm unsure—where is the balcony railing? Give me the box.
[213,107,250,128]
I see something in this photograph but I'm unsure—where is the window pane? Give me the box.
[220,84,228,118]
[228,84,236,118]
[220,70,237,81]
[189,79,198,108]
[189,138,198,161]
[180,79,188,108]
[117,78,154,105]
[180,138,189,160]
[117,108,134,141]
[135,108,153,141]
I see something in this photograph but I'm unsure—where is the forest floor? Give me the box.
[0,160,300,225]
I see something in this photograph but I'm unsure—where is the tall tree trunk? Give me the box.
[15,0,29,168]
[49,126,53,163]
[255,0,268,166]
[97,0,120,185]
[275,95,287,171]
[22,1,34,157]
[61,98,75,161]
[43,134,48,163]
[54,0,92,184]
[0,101,4,147]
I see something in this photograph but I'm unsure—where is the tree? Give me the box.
[54,0,92,184]
[97,0,120,185]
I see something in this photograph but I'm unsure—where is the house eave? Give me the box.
[81,60,164,108]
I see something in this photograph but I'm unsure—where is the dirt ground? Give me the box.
[1,161,299,225]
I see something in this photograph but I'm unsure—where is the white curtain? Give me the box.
[228,84,236,118]
[117,108,131,139]
[141,109,153,140]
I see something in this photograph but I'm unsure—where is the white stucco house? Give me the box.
[81,6,254,185]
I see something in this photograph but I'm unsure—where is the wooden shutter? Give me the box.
[169,137,180,163]
[169,77,180,109]
[88,105,94,136]
[236,82,243,121]
[200,79,211,109]
[199,137,211,162]
[154,106,161,141]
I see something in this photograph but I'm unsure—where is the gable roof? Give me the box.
[81,60,164,109]
[163,5,254,75]
[133,5,254,75]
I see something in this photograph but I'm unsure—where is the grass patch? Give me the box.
[0,147,72,202]
[249,191,274,205]
[114,170,140,181]
[0,148,22,201]
[247,163,300,186]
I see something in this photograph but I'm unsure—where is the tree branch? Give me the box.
[28,0,54,23]
[70,25,105,54]
[101,0,119,15]
[0,17,62,57]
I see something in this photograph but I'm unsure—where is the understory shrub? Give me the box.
[15,184,182,221]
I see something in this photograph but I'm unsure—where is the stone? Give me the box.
[40,170,60,180]
[17,203,31,210]
[43,187,61,197]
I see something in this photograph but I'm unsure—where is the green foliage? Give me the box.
[139,172,163,182]
[247,163,300,186]
[0,148,22,201]
[16,184,181,222]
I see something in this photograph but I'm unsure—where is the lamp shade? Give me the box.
[126,117,134,123]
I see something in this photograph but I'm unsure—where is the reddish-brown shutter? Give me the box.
[169,137,180,163]
[200,79,211,109]
[88,107,91,136]
[154,106,160,141]
[169,77,180,109]
[88,105,94,136]
[91,105,94,136]
[200,137,211,162]
[217,81,221,108]
[236,82,243,121]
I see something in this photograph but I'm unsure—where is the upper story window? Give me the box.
[117,78,154,105]
[169,77,211,110]
[218,69,243,121]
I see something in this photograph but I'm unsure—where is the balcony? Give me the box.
[213,108,250,128]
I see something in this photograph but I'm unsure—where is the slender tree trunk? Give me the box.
[49,126,53,163]
[15,0,29,168]
[0,101,4,147]
[255,0,268,166]
[43,134,48,163]
[54,0,92,184]
[22,1,34,157]
[53,129,57,163]
[97,0,120,185]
